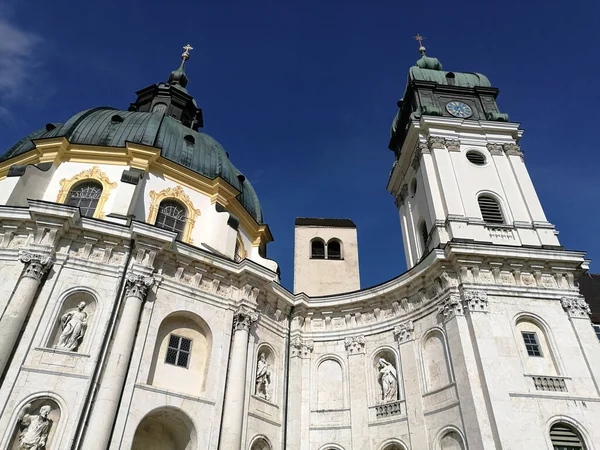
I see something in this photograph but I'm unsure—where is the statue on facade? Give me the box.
[55,301,88,351]
[377,358,398,402]
[16,403,53,449]
[255,353,271,400]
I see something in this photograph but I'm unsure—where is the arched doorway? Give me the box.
[131,407,196,450]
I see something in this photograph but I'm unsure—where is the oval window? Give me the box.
[466,151,486,165]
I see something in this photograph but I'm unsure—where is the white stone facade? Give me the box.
[0,67,599,450]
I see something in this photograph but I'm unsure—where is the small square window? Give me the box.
[593,324,600,341]
[165,334,192,368]
[522,331,542,357]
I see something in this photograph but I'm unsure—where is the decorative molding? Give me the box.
[560,297,591,318]
[417,141,430,154]
[462,290,489,313]
[503,143,524,157]
[125,272,155,300]
[486,143,504,156]
[290,337,314,358]
[393,321,414,344]
[57,165,117,219]
[375,400,403,418]
[19,251,53,280]
[427,136,446,151]
[148,185,201,244]
[410,149,421,171]
[232,306,259,332]
[438,294,464,320]
[344,335,366,354]
[444,139,461,152]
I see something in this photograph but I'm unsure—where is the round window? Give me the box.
[410,179,417,196]
[466,151,486,165]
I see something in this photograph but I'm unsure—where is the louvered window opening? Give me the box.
[66,181,103,217]
[478,196,504,224]
[593,324,600,341]
[155,200,187,240]
[420,222,429,250]
[522,332,542,357]
[466,151,486,165]
[328,241,341,260]
[311,241,325,259]
[165,334,191,368]
[550,423,585,449]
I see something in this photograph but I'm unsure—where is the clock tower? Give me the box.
[387,43,561,268]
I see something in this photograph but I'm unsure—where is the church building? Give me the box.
[0,41,598,450]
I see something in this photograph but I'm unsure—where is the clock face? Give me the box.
[446,101,473,118]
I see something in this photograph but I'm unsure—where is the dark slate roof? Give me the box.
[0,107,263,223]
[295,218,356,228]
[578,273,600,323]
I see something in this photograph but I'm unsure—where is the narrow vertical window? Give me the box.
[478,195,504,224]
[165,334,192,368]
[66,181,103,217]
[311,240,325,259]
[419,220,429,252]
[522,331,542,357]
[155,199,187,239]
[593,324,600,341]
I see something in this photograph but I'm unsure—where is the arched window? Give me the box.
[515,317,558,376]
[155,199,188,239]
[550,423,585,449]
[66,181,103,217]
[311,239,325,259]
[251,437,272,450]
[478,195,504,224]
[327,240,342,260]
[234,235,246,262]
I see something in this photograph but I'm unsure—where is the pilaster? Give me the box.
[345,334,368,450]
[286,336,313,450]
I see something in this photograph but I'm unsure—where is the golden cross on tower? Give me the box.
[413,34,426,55]
[182,44,193,60]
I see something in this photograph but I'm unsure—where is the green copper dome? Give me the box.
[1,107,263,223]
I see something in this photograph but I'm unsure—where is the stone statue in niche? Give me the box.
[16,403,53,449]
[55,301,88,352]
[377,358,398,402]
[255,353,272,400]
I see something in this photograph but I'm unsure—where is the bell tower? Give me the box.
[387,40,560,269]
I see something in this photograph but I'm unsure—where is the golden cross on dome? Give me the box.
[182,44,193,60]
[413,34,427,55]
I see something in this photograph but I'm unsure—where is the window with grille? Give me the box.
[550,423,585,449]
[478,195,504,224]
[311,240,325,259]
[165,334,191,368]
[327,240,341,259]
[155,199,187,239]
[593,324,600,341]
[466,150,486,165]
[522,331,542,357]
[66,181,103,217]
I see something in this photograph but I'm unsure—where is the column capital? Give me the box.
[290,337,314,358]
[124,272,155,301]
[393,320,414,344]
[444,138,461,152]
[486,143,504,156]
[561,297,591,319]
[438,294,464,321]
[232,307,259,332]
[427,136,446,151]
[19,251,53,280]
[345,335,366,355]
[462,290,489,313]
[503,143,524,157]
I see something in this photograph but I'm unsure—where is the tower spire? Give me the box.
[168,43,193,89]
[413,34,426,55]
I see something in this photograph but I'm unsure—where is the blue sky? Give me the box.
[1,0,599,290]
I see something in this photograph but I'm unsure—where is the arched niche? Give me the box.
[8,398,61,450]
[372,348,401,404]
[250,436,272,450]
[515,315,559,376]
[131,407,197,450]
[422,329,452,392]
[48,290,97,353]
[254,344,276,402]
[315,357,345,410]
[438,429,466,450]
[147,311,212,396]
